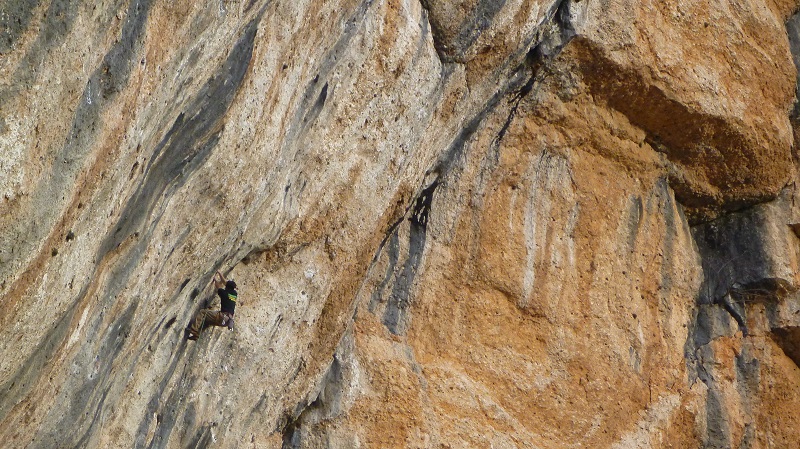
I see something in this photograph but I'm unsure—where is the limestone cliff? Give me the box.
[2,0,800,447]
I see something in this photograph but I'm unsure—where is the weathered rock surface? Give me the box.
[1,0,800,447]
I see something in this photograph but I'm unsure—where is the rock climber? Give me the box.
[187,270,237,340]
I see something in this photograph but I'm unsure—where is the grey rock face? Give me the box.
[3,0,800,447]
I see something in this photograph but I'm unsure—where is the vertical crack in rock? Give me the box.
[366,178,439,336]
[432,70,525,183]
[99,14,261,258]
[381,180,438,335]
[485,0,582,183]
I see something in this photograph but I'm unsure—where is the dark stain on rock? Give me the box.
[66,387,112,449]
[38,0,79,48]
[0,299,80,422]
[431,0,577,182]
[244,0,259,13]
[734,349,760,400]
[98,0,153,99]
[659,179,676,305]
[434,92,490,178]
[687,344,734,449]
[704,382,732,449]
[280,333,353,448]
[2,0,81,99]
[279,0,372,153]
[317,82,328,108]
[59,0,153,169]
[449,0,507,60]
[300,82,329,126]
[369,231,400,313]
[31,301,137,448]
[99,15,261,259]
[282,419,302,449]
[785,11,800,119]
[185,424,214,449]
[692,304,736,350]
[139,345,199,448]
[1,0,154,294]
[132,340,194,448]
[626,195,643,253]
[0,0,41,53]
[179,278,191,292]
[382,180,437,335]
[692,204,775,317]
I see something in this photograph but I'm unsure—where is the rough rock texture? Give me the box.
[2,0,800,448]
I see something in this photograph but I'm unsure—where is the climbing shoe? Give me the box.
[185,328,198,341]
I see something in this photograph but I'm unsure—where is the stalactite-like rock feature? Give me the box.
[2,0,800,448]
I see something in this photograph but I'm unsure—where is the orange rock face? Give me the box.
[1,0,800,448]
[571,0,797,221]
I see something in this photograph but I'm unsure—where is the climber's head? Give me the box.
[226,280,237,291]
